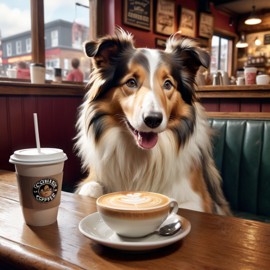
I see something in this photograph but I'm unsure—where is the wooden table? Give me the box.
[1,171,270,270]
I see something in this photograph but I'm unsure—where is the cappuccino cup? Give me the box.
[96,191,178,237]
[9,148,67,226]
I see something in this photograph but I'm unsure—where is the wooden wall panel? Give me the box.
[240,100,261,112]
[0,97,12,171]
[23,97,38,148]
[219,99,240,112]
[201,98,270,113]
[36,97,54,146]
[200,99,220,112]
[261,102,270,112]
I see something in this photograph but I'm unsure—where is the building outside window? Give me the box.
[44,0,90,80]
[0,0,31,77]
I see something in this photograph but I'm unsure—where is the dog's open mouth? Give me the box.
[127,122,158,149]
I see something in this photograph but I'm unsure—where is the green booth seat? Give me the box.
[208,115,270,222]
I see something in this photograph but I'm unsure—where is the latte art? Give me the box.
[98,192,169,210]
[120,193,150,204]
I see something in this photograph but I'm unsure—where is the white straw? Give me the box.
[33,113,41,153]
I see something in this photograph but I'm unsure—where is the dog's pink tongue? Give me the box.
[137,132,158,149]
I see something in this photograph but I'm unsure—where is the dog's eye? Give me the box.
[126,79,138,89]
[163,80,173,91]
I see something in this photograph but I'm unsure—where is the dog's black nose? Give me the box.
[143,112,163,128]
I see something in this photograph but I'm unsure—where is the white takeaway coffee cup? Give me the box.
[256,74,270,85]
[9,148,67,226]
[244,67,257,85]
[30,63,45,84]
[97,191,179,237]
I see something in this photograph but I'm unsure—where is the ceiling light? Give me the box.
[245,5,262,25]
[236,33,248,48]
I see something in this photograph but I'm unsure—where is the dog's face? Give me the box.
[84,29,209,150]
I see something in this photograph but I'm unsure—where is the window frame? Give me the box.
[6,43,12,57]
[16,40,22,54]
[51,30,59,47]
[211,28,238,77]
[26,38,32,52]
[31,0,45,65]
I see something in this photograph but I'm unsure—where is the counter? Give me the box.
[0,80,86,96]
[197,85,270,112]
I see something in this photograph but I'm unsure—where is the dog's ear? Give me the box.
[84,40,119,69]
[165,33,210,104]
[165,33,210,75]
[84,28,134,69]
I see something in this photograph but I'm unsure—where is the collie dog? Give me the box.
[75,29,231,215]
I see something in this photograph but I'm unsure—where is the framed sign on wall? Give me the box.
[155,0,176,35]
[123,0,152,31]
[179,8,196,38]
[199,13,214,39]
[155,38,167,49]
[264,34,270,45]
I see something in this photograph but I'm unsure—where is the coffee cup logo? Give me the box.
[33,178,58,203]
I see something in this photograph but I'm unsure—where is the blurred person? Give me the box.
[66,58,84,82]
[17,61,30,79]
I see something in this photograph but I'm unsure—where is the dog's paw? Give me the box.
[78,181,104,198]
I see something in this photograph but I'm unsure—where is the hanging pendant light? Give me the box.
[244,5,262,25]
[236,33,248,48]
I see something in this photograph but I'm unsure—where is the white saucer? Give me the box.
[79,212,191,251]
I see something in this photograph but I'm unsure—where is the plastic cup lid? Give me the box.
[9,148,67,165]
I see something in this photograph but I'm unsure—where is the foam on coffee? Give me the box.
[98,192,169,210]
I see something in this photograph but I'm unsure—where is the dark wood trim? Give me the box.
[0,81,86,96]
[31,0,45,65]
[197,85,270,98]
[207,111,270,119]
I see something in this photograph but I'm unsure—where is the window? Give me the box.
[51,30,59,47]
[26,38,31,52]
[210,34,233,76]
[6,43,12,57]
[0,0,31,77]
[0,0,91,81]
[44,0,90,81]
[16,41,22,54]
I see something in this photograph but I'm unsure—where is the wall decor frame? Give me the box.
[155,38,167,49]
[179,8,196,38]
[155,0,176,35]
[123,0,152,31]
[199,12,214,38]
[264,34,270,45]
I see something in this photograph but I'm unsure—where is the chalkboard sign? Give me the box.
[123,0,152,31]
[264,34,270,45]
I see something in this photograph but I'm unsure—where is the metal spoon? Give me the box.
[156,216,182,236]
